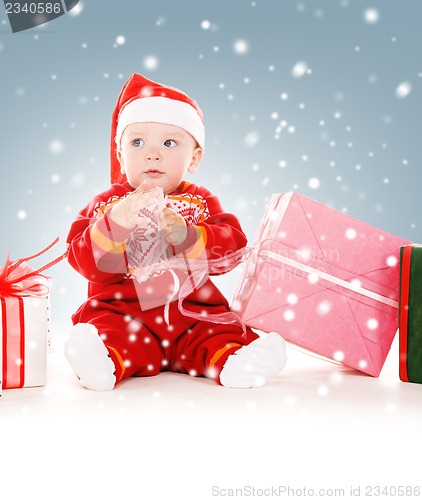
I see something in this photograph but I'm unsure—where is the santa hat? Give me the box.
[110,73,205,185]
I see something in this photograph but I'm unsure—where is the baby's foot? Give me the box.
[219,332,287,388]
[64,323,116,391]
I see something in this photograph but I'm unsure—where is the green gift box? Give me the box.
[399,245,422,383]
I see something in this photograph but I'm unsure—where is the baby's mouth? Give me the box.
[145,169,164,176]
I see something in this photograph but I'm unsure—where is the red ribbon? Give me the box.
[399,245,413,382]
[1,297,25,388]
[1,238,66,388]
[0,237,66,298]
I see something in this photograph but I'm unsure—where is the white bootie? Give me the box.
[64,323,116,391]
[219,332,287,388]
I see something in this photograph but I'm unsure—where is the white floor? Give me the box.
[1,328,421,500]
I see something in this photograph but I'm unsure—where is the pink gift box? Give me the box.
[233,193,412,376]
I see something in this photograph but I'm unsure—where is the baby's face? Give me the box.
[117,122,202,193]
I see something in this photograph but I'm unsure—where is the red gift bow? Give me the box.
[0,237,67,298]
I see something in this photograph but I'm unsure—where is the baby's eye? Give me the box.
[133,139,144,147]
[164,139,177,148]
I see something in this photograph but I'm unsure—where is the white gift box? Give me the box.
[0,238,64,394]
[1,295,49,389]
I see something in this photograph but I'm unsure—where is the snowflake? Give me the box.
[233,39,249,55]
[283,310,295,321]
[291,61,308,78]
[367,319,379,330]
[363,8,380,24]
[345,228,357,240]
[396,81,412,99]
[49,139,64,154]
[286,293,298,305]
[308,177,320,189]
[144,56,159,71]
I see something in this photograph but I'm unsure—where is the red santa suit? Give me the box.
[67,179,259,385]
[65,73,287,391]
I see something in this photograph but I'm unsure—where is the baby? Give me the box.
[64,73,286,390]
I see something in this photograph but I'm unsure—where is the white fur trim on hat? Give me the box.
[115,96,205,150]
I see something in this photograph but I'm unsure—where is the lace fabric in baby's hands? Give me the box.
[126,186,170,281]
[127,187,249,329]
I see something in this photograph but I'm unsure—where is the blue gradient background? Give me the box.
[0,0,420,331]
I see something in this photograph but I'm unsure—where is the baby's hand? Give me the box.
[161,207,188,246]
[108,181,159,229]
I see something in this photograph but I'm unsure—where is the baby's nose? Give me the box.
[146,151,161,161]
